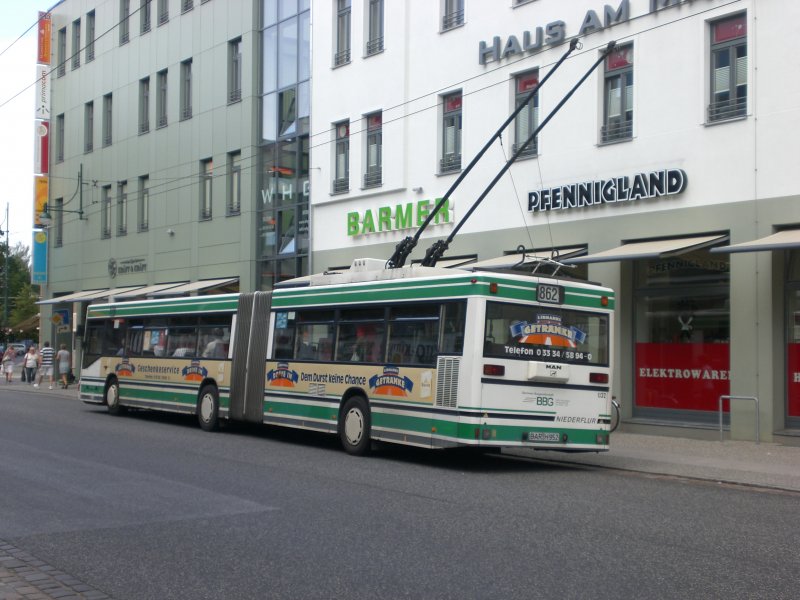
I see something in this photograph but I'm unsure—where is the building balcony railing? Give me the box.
[120,31,129,45]
[363,169,382,188]
[86,47,94,62]
[103,135,112,147]
[158,12,169,25]
[141,21,151,34]
[139,122,150,135]
[228,88,242,104]
[440,153,461,174]
[442,10,464,30]
[181,106,192,120]
[708,96,747,123]
[157,114,167,128]
[334,49,351,66]
[332,178,349,194]
[366,37,384,55]
[600,119,633,144]
[84,141,93,153]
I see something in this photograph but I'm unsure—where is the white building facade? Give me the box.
[309,0,800,443]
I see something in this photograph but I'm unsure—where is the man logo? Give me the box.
[108,258,117,279]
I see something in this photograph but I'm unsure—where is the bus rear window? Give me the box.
[484,301,609,366]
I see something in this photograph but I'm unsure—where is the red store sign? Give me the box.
[635,343,730,412]
[786,344,800,418]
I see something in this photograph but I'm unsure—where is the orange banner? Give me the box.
[34,176,48,227]
[37,12,51,65]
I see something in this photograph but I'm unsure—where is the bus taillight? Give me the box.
[483,364,505,376]
[589,372,609,384]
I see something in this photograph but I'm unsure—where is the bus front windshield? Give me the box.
[484,301,609,366]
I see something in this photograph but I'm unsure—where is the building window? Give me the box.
[200,159,213,220]
[228,38,242,103]
[141,0,152,33]
[442,0,464,31]
[102,93,113,146]
[227,151,241,215]
[54,198,64,247]
[139,77,150,134]
[120,0,130,44]
[71,19,81,69]
[333,121,349,193]
[117,181,128,236]
[709,13,747,122]
[158,0,169,25]
[55,114,65,163]
[157,69,168,127]
[335,0,351,66]
[84,101,94,153]
[182,0,194,13]
[364,112,382,188]
[57,27,66,77]
[366,0,384,55]
[138,175,149,231]
[602,44,633,143]
[180,59,193,120]
[86,11,95,62]
[513,70,539,157]
[101,186,112,239]
[440,92,462,173]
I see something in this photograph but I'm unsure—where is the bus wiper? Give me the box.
[420,41,617,267]
[386,38,581,269]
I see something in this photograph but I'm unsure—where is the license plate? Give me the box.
[527,431,561,443]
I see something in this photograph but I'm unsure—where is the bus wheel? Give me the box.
[197,385,219,432]
[105,378,124,415]
[339,396,371,456]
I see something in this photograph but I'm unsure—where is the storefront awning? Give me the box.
[37,289,106,305]
[148,277,239,297]
[468,247,586,270]
[564,235,728,264]
[111,282,190,299]
[710,229,800,254]
[76,286,149,301]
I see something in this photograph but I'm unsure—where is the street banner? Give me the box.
[34,120,49,175]
[37,12,51,65]
[32,230,48,285]
[35,64,50,120]
[34,176,48,227]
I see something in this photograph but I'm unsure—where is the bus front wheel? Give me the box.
[105,378,124,415]
[339,396,371,456]
[197,385,220,432]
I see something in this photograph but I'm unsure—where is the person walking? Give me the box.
[2,346,15,383]
[37,341,55,389]
[24,345,38,386]
[56,344,72,389]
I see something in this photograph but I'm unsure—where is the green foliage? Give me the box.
[1,242,36,334]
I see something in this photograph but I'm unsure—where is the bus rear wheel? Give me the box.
[197,385,220,432]
[105,378,124,415]
[339,396,371,456]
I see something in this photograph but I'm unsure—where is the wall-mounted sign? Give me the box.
[347,199,454,237]
[34,176,48,227]
[108,257,147,279]
[479,0,701,65]
[32,230,48,284]
[528,168,687,214]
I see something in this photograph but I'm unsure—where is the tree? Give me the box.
[1,243,36,342]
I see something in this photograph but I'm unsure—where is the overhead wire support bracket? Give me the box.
[421,40,617,267]
[386,38,581,269]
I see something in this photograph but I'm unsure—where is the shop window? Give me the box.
[634,249,730,421]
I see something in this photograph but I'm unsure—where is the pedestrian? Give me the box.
[56,344,72,389]
[24,346,38,386]
[37,341,55,389]
[2,346,15,383]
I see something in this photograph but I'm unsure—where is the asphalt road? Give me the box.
[1,389,798,600]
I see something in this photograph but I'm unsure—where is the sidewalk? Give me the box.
[511,432,800,493]
[6,374,800,492]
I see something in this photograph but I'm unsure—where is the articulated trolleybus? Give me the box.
[80,259,614,455]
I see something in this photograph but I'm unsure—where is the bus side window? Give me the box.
[272,311,296,360]
[441,302,466,354]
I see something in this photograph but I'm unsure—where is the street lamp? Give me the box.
[38,202,84,227]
